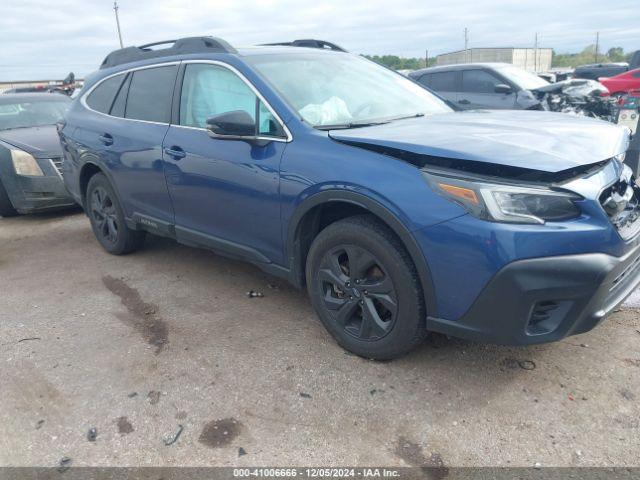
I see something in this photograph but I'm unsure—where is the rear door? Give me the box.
[99,64,178,230]
[458,69,516,109]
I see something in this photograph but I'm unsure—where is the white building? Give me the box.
[436,48,553,72]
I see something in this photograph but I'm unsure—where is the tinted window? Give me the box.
[109,73,131,117]
[461,70,503,93]
[86,74,125,113]
[180,64,284,137]
[125,65,177,123]
[417,74,431,87]
[429,71,458,92]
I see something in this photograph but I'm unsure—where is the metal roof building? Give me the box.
[436,47,553,72]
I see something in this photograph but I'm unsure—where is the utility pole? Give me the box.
[425,49,429,67]
[534,32,538,72]
[595,31,599,63]
[464,27,469,63]
[114,1,124,48]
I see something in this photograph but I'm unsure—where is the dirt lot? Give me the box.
[1,210,639,468]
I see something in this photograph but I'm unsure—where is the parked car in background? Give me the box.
[3,73,80,97]
[599,68,640,97]
[60,37,636,359]
[0,93,75,216]
[409,63,616,120]
[409,63,550,110]
[3,85,54,94]
[574,63,629,80]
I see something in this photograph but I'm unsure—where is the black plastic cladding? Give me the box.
[99,37,238,69]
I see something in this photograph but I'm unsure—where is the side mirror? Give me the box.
[494,84,512,94]
[206,110,256,139]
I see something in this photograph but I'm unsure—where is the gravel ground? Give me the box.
[1,210,639,468]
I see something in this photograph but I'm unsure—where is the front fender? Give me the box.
[285,188,438,317]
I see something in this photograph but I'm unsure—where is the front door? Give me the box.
[162,62,290,265]
[459,69,517,109]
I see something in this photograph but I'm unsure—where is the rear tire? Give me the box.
[0,178,18,217]
[306,215,426,360]
[86,173,145,255]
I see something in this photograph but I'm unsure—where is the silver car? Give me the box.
[409,62,549,110]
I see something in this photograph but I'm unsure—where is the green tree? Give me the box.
[607,47,625,62]
[551,45,630,68]
[362,54,428,71]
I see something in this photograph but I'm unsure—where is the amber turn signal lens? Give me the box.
[438,183,479,205]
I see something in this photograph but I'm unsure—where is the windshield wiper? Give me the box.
[315,120,390,131]
[386,112,425,122]
[314,113,426,131]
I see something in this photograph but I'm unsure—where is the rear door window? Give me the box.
[461,70,504,94]
[125,65,178,123]
[86,74,126,113]
[429,71,459,92]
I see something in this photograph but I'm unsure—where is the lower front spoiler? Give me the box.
[427,245,640,345]
[5,175,75,214]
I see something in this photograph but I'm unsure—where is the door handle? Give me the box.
[99,133,113,146]
[458,99,471,105]
[164,146,186,160]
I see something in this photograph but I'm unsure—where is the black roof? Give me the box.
[260,39,346,52]
[100,36,237,69]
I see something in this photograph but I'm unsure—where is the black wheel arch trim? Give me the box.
[286,190,438,316]
[77,157,127,216]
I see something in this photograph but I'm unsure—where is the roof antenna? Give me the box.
[113,1,124,48]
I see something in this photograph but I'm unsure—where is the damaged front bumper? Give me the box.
[0,157,75,214]
[426,245,640,345]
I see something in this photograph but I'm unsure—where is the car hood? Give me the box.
[328,110,630,174]
[0,125,63,158]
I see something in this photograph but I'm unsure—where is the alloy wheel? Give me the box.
[90,186,119,245]
[317,245,398,341]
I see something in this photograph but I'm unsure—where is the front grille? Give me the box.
[610,254,640,292]
[599,167,640,240]
[50,157,63,177]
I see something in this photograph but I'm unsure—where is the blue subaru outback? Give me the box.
[59,37,637,359]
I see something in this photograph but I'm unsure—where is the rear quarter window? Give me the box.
[86,74,125,113]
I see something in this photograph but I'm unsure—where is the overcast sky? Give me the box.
[1,0,638,81]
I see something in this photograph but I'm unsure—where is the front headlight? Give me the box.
[11,149,44,176]
[424,171,581,224]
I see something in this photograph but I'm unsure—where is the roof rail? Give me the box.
[261,39,347,52]
[100,36,237,69]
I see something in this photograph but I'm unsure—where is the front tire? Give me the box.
[0,178,19,217]
[306,215,426,360]
[86,173,145,255]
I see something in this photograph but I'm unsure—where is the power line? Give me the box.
[464,27,469,63]
[114,1,124,48]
